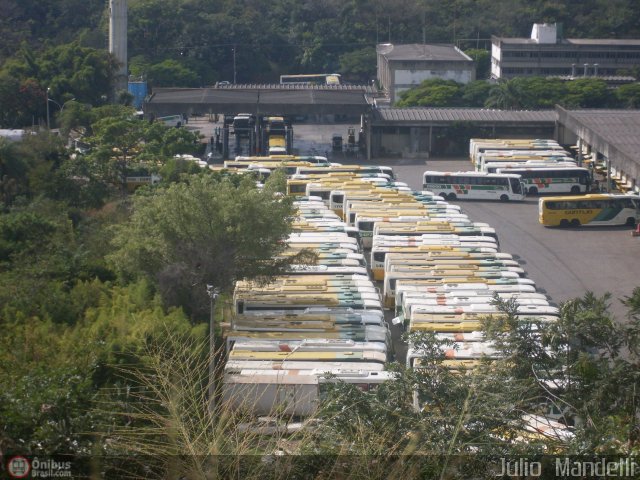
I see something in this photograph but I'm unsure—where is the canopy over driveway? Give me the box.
[144,84,375,118]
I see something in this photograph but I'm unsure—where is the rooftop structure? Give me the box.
[492,23,640,81]
[377,44,476,105]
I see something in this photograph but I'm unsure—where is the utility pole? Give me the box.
[206,285,220,412]
[233,46,237,84]
[46,87,50,130]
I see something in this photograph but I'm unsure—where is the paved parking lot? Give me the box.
[392,158,640,320]
[187,117,640,320]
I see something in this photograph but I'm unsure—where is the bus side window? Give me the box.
[546,201,558,210]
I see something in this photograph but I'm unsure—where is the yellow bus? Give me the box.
[538,194,640,227]
[234,292,382,315]
[232,339,388,354]
[232,311,385,328]
[296,164,394,179]
[224,329,390,352]
[227,349,387,364]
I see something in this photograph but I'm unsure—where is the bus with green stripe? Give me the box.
[497,166,591,195]
[422,171,526,202]
[538,194,640,227]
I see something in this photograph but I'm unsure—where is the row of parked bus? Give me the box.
[222,177,402,417]
[465,138,595,196]
[215,156,578,442]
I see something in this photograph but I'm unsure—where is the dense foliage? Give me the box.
[3,0,640,123]
[3,1,640,475]
[397,77,640,109]
[0,107,301,460]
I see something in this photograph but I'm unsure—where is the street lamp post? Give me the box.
[46,91,76,129]
[206,285,221,412]
[46,87,51,130]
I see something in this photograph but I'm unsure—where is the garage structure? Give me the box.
[367,108,556,158]
[556,107,640,194]
[144,84,376,120]
[144,85,640,192]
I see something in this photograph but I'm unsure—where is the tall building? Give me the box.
[491,23,640,80]
[376,44,476,105]
[109,0,128,94]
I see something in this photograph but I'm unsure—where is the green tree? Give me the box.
[86,110,200,191]
[615,82,640,108]
[460,80,492,107]
[0,138,29,207]
[464,48,490,80]
[339,47,377,84]
[108,171,310,319]
[485,78,531,109]
[0,279,205,456]
[146,59,201,88]
[396,78,463,107]
[517,77,567,109]
[563,78,612,108]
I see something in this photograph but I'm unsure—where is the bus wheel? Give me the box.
[626,217,636,227]
[570,219,581,227]
[439,192,448,199]
[570,186,580,194]
[528,187,538,195]
[559,219,570,227]
[500,194,509,202]
[448,193,457,200]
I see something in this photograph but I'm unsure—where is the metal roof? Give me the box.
[371,108,555,124]
[145,87,372,116]
[493,37,640,47]
[556,107,640,182]
[562,109,640,159]
[213,83,377,93]
[376,43,472,62]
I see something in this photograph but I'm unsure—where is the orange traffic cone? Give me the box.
[633,223,640,237]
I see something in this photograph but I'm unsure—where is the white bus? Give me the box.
[423,171,526,202]
[406,342,499,368]
[231,339,388,355]
[369,245,501,281]
[398,294,551,321]
[409,303,559,318]
[222,369,394,417]
[484,161,577,174]
[156,114,185,127]
[280,73,342,86]
[355,215,471,249]
[383,271,533,308]
[394,281,537,311]
[497,166,592,195]
[373,221,499,245]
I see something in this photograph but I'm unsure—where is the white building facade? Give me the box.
[377,44,476,105]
